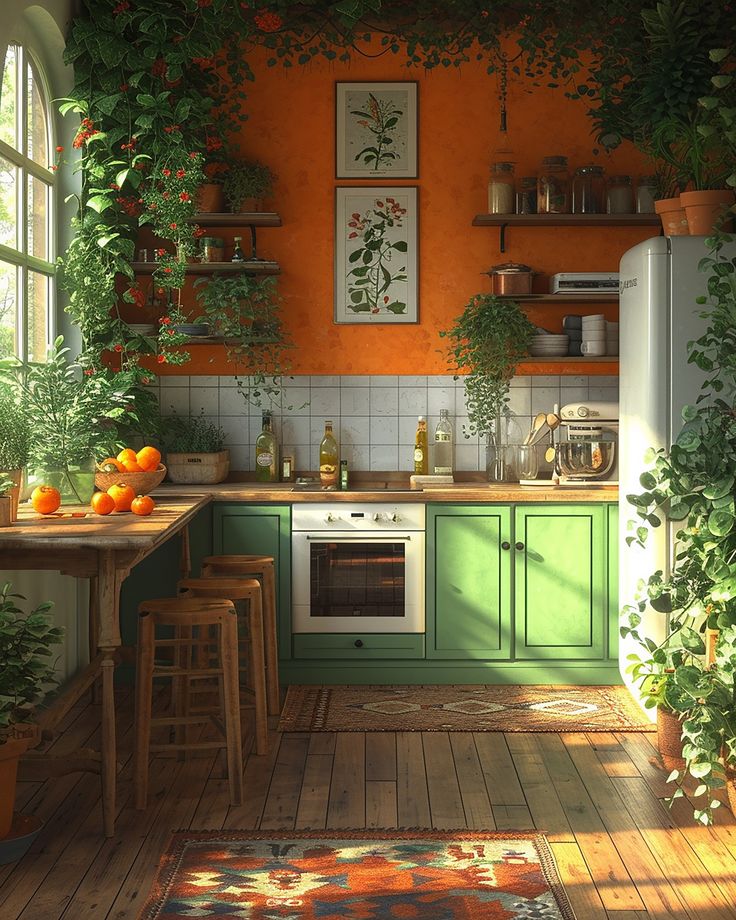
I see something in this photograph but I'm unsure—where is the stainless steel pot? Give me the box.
[555,440,616,480]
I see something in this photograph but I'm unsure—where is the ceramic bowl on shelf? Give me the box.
[126,323,157,336]
[172,323,210,337]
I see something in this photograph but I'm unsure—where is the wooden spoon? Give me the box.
[525,412,546,445]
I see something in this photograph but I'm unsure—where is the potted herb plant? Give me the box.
[223,160,275,212]
[440,293,535,481]
[161,413,229,484]
[0,583,63,855]
[0,384,30,522]
[0,476,14,528]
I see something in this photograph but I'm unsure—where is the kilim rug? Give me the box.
[140,829,576,920]
[278,684,655,732]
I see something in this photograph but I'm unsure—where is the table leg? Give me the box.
[97,550,123,837]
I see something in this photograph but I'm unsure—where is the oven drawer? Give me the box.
[293,633,425,659]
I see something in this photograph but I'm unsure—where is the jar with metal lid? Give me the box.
[606,175,634,214]
[636,175,657,213]
[488,161,515,214]
[515,176,537,214]
[572,165,605,214]
[200,236,225,262]
[537,156,570,213]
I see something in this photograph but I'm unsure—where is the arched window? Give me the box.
[0,42,55,361]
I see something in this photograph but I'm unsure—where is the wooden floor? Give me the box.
[2,689,736,920]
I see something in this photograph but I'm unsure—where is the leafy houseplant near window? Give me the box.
[223,161,275,213]
[0,583,63,848]
[440,293,535,481]
[0,385,30,522]
[161,413,229,485]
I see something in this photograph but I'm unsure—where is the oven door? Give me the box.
[292,531,425,633]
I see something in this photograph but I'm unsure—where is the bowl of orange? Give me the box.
[94,446,166,493]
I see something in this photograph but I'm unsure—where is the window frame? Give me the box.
[0,40,56,362]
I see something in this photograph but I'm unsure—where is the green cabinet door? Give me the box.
[212,503,292,659]
[514,504,606,660]
[608,503,619,661]
[427,504,512,659]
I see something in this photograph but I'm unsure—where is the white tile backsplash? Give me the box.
[157,373,617,473]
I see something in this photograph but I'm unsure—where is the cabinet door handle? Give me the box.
[501,541,511,550]
[515,541,525,551]
[354,639,364,648]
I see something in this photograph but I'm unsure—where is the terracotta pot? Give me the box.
[0,496,11,527]
[679,189,735,236]
[196,183,224,213]
[0,724,39,838]
[656,706,685,772]
[0,469,22,522]
[654,196,689,236]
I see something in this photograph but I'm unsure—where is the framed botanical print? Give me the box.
[335,81,418,178]
[334,186,418,324]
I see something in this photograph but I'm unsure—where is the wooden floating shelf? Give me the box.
[189,212,282,227]
[499,293,618,303]
[472,213,660,227]
[518,357,619,376]
[132,261,280,275]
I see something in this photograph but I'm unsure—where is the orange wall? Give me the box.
[176,43,657,376]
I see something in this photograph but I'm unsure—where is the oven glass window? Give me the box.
[309,541,405,617]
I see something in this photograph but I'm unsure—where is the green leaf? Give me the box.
[708,510,734,537]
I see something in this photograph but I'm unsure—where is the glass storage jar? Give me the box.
[572,165,605,214]
[537,155,570,213]
[488,161,515,214]
[606,174,634,214]
[636,175,657,213]
[200,236,225,262]
[515,176,537,214]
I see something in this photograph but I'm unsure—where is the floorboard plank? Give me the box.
[474,732,525,805]
[295,754,333,830]
[505,733,575,843]
[421,732,466,830]
[260,734,310,829]
[549,840,608,920]
[223,729,282,829]
[365,781,398,829]
[586,732,641,778]
[449,733,495,829]
[365,733,396,783]
[326,733,366,828]
[396,732,431,828]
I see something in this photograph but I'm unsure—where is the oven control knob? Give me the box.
[577,405,589,418]
[326,512,337,523]
[390,513,401,523]
[373,513,383,522]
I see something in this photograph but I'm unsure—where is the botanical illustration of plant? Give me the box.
[346,197,408,314]
[350,93,405,171]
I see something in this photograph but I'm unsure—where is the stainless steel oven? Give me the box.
[291,503,425,633]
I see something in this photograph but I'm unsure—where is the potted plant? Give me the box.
[161,413,229,484]
[0,583,63,857]
[223,160,275,212]
[0,476,14,527]
[0,384,30,522]
[440,293,535,481]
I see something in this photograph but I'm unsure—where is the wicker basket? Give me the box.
[165,450,229,484]
[657,706,685,772]
[94,464,167,494]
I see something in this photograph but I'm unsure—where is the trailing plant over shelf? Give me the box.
[223,161,275,212]
[440,293,535,438]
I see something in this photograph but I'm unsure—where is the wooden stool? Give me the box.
[178,577,268,756]
[200,555,280,716]
[134,596,243,810]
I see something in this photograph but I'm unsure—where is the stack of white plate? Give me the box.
[529,333,569,357]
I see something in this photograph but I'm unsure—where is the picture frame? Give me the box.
[335,81,418,179]
[334,186,418,325]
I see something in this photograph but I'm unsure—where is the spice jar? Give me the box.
[515,176,537,214]
[606,175,634,214]
[636,175,657,213]
[200,236,225,262]
[537,156,570,214]
[488,161,515,214]
[572,165,605,214]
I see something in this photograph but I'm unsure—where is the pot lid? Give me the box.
[486,261,533,274]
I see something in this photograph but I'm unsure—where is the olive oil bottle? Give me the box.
[414,416,428,475]
[255,410,278,482]
[319,420,339,489]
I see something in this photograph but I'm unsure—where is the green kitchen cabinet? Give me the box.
[514,505,607,660]
[608,503,619,660]
[426,505,513,659]
[212,503,292,659]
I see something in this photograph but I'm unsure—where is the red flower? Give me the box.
[384,296,389,303]
[352,212,360,219]
[50,165,58,171]
[189,151,199,159]
[205,136,223,152]
[162,168,171,177]
[169,222,177,230]
[112,0,130,13]
[193,227,205,237]
[348,232,358,239]
[376,200,384,207]
[157,354,167,364]
[198,0,213,6]
[119,83,129,92]
[83,368,95,376]
[167,328,176,335]
[151,58,167,77]
[254,9,282,31]
[157,248,167,257]
[163,266,173,273]
[179,192,190,202]
[159,316,172,325]
[114,344,123,352]
[55,145,64,153]
[176,169,186,178]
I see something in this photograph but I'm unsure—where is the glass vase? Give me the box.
[26,458,96,505]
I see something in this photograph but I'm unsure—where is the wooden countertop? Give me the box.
[150,482,619,503]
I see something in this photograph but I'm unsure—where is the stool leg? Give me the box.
[261,566,280,716]
[134,613,156,810]
[248,591,269,756]
[174,624,192,757]
[219,613,244,806]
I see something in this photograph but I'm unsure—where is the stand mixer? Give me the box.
[556,401,619,485]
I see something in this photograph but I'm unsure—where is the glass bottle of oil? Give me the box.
[414,416,428,475]
[255,410,278,482]
[319,420,339,489]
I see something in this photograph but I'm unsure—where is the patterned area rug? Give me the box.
[140,830,576,920]
[278,684,655,733]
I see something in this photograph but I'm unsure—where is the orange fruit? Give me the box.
[31,485,61,515]
[136,445,161,472]
[107,482,136,512]
[91,491,115,515]
[122,459,143,472]
[116,448,137,464]
[98,457,125,473]
[131,494,155,516]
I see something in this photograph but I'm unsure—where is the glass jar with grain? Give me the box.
[537,156,570,214]
[606,175,634,214]
[488,161,515,214]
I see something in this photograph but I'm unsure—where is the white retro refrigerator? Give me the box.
[618,235,736,704]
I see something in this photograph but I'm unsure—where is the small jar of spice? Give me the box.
[636,175,657,213]
[515,176,537,214]
[488,161,515,214]
[572,165,605,214]
[606,175,634,214]
[200,236,225,262]
[537,156,570,214]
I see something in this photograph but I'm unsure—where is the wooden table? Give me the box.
[0,496,210,836]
